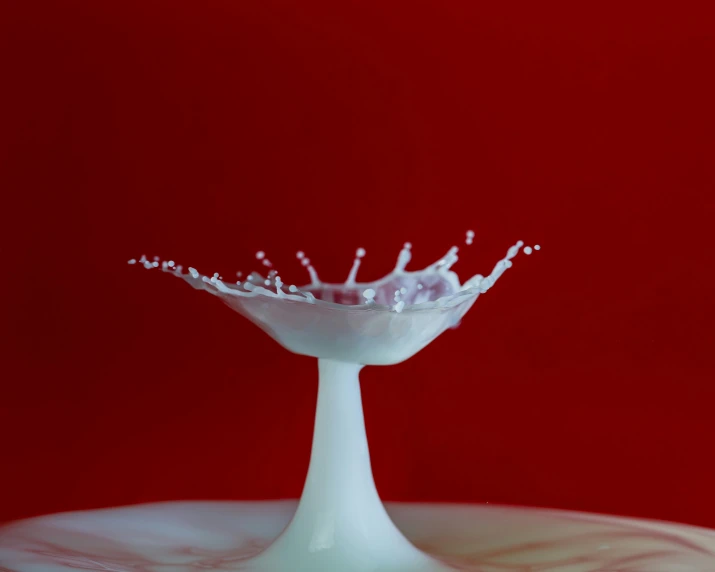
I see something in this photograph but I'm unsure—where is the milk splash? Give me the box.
[128,232,540,314]
[127,231,541,571]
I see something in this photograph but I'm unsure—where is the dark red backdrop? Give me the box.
[2,1,714,528]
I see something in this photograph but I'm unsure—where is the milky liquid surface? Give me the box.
[3,501,713,571]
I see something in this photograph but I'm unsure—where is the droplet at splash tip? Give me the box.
[128,232,540,313]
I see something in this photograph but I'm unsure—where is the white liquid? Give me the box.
[129,232,540,571]
[346,247,366,285]
[246,360,451,571]
[129,233,539,313]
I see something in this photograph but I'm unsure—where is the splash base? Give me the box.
[2,501,714,571]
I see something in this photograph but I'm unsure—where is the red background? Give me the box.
[2,2,714,528]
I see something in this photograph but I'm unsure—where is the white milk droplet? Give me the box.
[127,259,137,264]
[468,240,524,293]
[346,247,367,285]
[134,233,534,315]
[434,246,459,270]
[394,242,412,272]
[295,253,320,286]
